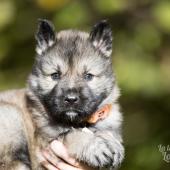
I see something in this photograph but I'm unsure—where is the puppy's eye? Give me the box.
[84,73,94,81]
[51,72,61,80]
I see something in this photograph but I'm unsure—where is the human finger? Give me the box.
[41,160,60,170]
[50,140,79,167]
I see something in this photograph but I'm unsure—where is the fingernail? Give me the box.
[41,161,49,167]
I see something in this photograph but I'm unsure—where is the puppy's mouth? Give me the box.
[61,109,86,116]
[60,109,91,122]
[65,111,79,121]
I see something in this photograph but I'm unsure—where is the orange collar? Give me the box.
[87,104,112,124]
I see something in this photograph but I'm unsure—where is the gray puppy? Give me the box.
[0,20,124,170]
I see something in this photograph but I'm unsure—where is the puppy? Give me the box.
[0,19,124,170]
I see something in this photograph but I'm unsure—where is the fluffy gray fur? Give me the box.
[0,19,124,170]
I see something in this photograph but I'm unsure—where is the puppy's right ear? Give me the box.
[35,19,56,55]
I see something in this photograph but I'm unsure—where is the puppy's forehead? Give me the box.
[57,30,89,41]
[56,30,91,58]
[42,30,106,74]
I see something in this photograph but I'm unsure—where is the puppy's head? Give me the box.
[28,19,116,125]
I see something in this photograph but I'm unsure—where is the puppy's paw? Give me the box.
[81,136,124,168]
[110,139,124,169]
[63,129,124,169]
[83,137,114,167]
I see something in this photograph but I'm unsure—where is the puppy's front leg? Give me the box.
[63,129,124,169]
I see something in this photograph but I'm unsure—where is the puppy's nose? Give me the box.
[64,95,79,105]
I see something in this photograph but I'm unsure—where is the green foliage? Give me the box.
[53,0,90,29]
[152,0,170,32]
[0,0,15,31]
[0,0,169,169]
[93,0,127,14]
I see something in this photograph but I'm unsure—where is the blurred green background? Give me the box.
[0,0,170,169]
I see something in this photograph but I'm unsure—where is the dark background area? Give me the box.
[0,0,170,169]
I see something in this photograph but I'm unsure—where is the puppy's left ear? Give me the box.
[90,20,112,57]
[35,19,56,55]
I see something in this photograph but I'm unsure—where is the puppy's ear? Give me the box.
[35,19,56,55]
[90,20,112,57]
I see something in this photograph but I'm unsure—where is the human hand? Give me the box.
[41,140,95,170]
